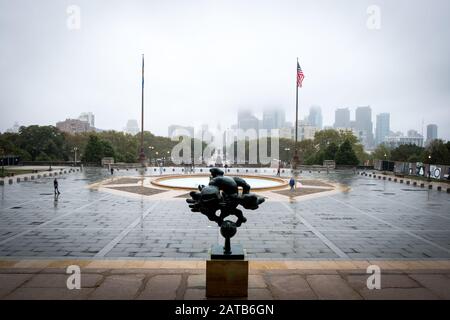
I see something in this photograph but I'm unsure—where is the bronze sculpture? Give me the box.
[186,168,265,258]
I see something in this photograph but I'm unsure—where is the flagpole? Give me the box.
[139,54,146,165]
[293,57,299,169]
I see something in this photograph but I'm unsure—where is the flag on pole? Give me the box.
[297,61,305,88]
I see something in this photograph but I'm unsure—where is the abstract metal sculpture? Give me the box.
[186,168,265,257]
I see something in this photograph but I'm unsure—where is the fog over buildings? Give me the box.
[1,0,449,140]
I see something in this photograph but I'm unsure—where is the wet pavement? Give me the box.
[0,167,450,260]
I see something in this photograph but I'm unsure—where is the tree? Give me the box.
[391,144,424,162]
[372,144,391,161]
[16,125,67,161]
[83,135,104,163]
[335,139,359,165]
[423,139,450,165]
[323,142,338,161]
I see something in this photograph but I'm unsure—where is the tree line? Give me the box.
[372,140,450,165]
[1,125,448,165]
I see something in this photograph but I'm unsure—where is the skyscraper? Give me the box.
[426,124,438,143]
[355,106,374,148]
[334,108,350,129]
[375,113,390,145]
[237,109,259,131]
[124,119,140,135]
[78,112,95,127]
[168,125,194,138]
[307,105,323,129]
[262,109,285,130]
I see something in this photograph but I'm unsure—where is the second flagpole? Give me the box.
[293,57,299,169]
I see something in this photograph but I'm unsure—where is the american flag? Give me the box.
[297,61,305,88]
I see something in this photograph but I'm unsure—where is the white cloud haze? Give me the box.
[1,0,449,139]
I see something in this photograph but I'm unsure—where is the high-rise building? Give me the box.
[124,119,140,135]
[307,105,322,129]
[262,109,285,130]
[375,113,390,145]
[168,125,194,138]
[334,108,350,129]
[56,119,94,134]
[279,127,293,139]
[426,124,438,143]
[78,112,95,127]
[296,121,318,141]
[355,106,374,148]
[385,130,423,148]
[237,110,259,131]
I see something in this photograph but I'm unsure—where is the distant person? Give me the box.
[277,167,281,177]
[53,178,60,195]
[110,167,114,175]
[289,177,295,191]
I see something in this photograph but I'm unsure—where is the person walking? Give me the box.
[53,178,60,195]
[110,167,114,175]
[289,176,295,191]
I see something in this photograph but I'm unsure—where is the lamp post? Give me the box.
[284,147,290,165]
[0,147,4,177]
[148,146,154,166]
[138,54,146,166]
[428,155,432,180]
[73,147,78,166]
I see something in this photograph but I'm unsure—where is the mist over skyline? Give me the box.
[1,0,449,140]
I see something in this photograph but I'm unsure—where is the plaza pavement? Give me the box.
[1,167,449,260]
[0,167,450,299]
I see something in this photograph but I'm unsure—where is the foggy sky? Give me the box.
[1,0,449,140]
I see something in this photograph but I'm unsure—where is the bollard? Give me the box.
[394,178,397,182]
[388,177,391,181]
[447,188,450,193]
[0,180,4,186]
[400,179,403,183]
[17,178,20,182]
[428,185,432,189]
[406,181,410,185]
[24,177,28,181]
[9,179,13,184]
[31,175,34,180]
[383,176,386,180]
[437,186,441,191]
[378,176,381,179]
[420,183,424,188]
[37,174,41,178]
[413,181,417,186]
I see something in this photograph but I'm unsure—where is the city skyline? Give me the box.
[1,0,449,140]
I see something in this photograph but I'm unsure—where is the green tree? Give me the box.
[323,142,338,161]
[391,144,424,162]
[335,139,359,165]
[16,125,67,161]
[423,139,450,165]
[83,135,104,163]
[372,144,391,161]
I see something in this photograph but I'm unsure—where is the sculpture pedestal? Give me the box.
[206,246,248,297]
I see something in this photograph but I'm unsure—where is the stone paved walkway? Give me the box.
[1,260,450,300]
[1,168,450,260]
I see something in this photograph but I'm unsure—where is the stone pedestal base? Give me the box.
[206,255,248,297]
